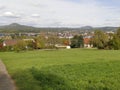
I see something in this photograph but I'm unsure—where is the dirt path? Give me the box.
[0,60,16,90]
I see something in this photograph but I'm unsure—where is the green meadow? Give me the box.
[0,49,120,90]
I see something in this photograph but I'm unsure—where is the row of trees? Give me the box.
[0,35,70,52]
[92,28,120,50]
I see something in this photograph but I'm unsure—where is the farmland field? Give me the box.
[0,49,120,90]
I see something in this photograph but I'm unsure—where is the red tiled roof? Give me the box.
[4,39,19,46]
[84,38,91,44]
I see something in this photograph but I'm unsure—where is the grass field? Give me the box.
[0,49,120,90]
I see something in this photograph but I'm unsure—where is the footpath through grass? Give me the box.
[0,49,120,90]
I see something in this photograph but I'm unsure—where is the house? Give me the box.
[3,39,19,47]
[23,39,35,42]
[84,38,93,48]
[55,44,71,49]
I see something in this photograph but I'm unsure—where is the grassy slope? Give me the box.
[0,49,120,90]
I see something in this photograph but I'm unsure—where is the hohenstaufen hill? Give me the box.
[0,23,118,33]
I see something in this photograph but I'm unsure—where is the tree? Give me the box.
[34,36,46,49]
[70,35,84,48]
[112,35,120,50]
[116,28,120,37]
[25,40,35,50]
[46,35,60,49]
[92,30,109,49]
[109,28,120,50]
[60,38,69,46]
[14,40,27,52]
[0,39,3,49]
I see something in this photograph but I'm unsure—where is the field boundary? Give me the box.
[0,59,16,90]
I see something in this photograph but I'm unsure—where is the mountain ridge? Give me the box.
[0,23,119,33]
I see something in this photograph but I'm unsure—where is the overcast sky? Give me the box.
[0,0,120,27]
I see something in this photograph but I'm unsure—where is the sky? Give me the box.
[0,0,120,27]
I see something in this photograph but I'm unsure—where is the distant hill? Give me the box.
[0,23,119,33]
[80,26,93,30]
[80,26,118,31]
[0,23,37,33]
[95,27,118,31]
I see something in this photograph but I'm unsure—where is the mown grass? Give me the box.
[0,49,120,90]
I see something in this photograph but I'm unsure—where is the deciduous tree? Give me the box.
[92,30,109,49]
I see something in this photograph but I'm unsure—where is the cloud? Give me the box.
[4,12,14,16]
[0,0,120,27]
[1,11,20,18]
[31,14,40,17]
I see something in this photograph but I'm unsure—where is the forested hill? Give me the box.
[0,23,118,33]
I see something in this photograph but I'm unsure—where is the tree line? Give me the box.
[0,35,70,52]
